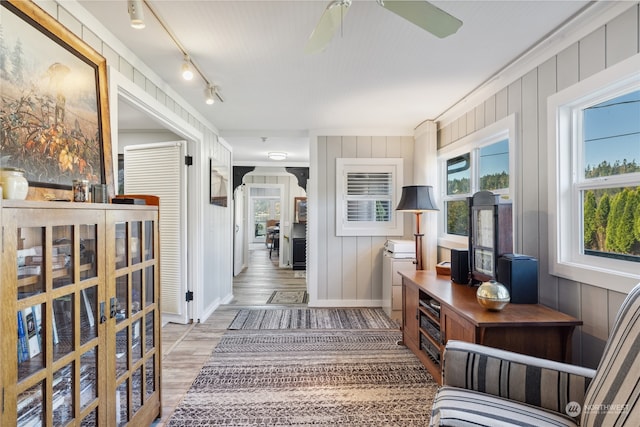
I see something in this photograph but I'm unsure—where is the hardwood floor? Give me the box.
[156,245,307,424]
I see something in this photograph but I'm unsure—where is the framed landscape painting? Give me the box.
[0,0,113,197]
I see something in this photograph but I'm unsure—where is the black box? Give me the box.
[497,254,538,304]
[450,249,469,285]
[111,198,146,205]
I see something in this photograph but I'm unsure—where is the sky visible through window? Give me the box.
[479,139,509,177]
[584,90,640,173]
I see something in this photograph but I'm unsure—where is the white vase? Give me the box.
[0,168,29,200]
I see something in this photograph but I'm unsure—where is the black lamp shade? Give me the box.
[396,185,439,212]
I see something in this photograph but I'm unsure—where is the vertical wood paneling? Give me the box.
[342,136,357,157]
[434,4,640,366]
[450,119,459,141]
[440,125,450,148]
[317,137,329,300]
[82,26,102,53]
[316,134,413,304]
[372,136,387,158]
[387,136,402,158]
[342,236,358,300]
[581,285,609,340]
[520,71,540,259]
[537,56,559,307]
[496,87,509,121]
[57,6,82,36]
[606,5,639,66]
[475,103,485,131]
[357,136,372,158]
[507,80,522,117]
[371,236,386,300]
[556,43,579,91]
[508,77,523,252]
[357,237,372,300]
[485,95,496,125]
[458,114,467,139]
[466,110,475,136]
[102,43,119,69]
[356,136,372,300]
[119,57,134,80]
[558,277,582,364]
[326,137,342,300]
[579,27,606,80]
[62,0,233,322]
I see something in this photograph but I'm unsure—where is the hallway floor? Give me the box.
[156,246,307,424]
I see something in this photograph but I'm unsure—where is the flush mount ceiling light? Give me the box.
[127,0,145,29]
[204,85,216,105]
[268,152,287,161]
[181,55,194,80]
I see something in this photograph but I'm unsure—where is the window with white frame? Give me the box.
[438,115,515,246]
[547,54,640,293]
[335,158,403,236]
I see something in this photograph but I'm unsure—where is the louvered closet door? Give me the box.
[124,141,189,324]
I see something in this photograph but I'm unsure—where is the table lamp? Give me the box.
[396,185,439,270]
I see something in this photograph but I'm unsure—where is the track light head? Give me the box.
[181,55,194,81]
[127,0,145,29]
[205,86,216,105]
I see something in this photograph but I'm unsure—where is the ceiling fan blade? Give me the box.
[305,0,351,54]
[380,0,462,38]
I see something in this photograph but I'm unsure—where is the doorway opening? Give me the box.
[251,190,281,246]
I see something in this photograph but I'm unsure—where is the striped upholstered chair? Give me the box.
[430,282,640,427]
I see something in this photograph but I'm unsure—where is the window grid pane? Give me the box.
[579,89,640,262]
[479,139,509,191]
[583,90,640,180]
[447,154,470,196]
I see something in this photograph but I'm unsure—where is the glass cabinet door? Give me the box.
[107,209,160,426]
[2,207,107,426]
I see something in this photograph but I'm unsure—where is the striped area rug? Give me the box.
[228,307,398,330]
[166,329,436,426]
[266,290,309,304]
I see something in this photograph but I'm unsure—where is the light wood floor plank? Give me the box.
[156,246,307,425]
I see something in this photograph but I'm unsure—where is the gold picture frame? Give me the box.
[0,0,114,199]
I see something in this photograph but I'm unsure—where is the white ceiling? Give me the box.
[78,0,594,165]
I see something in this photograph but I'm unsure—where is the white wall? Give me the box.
[310,135,415,307]
[436,2,639,368]
[43,0,234,323]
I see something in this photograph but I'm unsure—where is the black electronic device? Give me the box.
[468,191,513,284]
[497,254,538,304]
[450,248,469,284]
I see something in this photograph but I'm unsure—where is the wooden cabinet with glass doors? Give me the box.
[0,200,160,426]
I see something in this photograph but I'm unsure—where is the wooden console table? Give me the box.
[400,270,582,384]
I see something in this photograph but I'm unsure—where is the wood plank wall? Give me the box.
[315,136,414,306]
[44,0,234,321]
[437,4,639,368]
